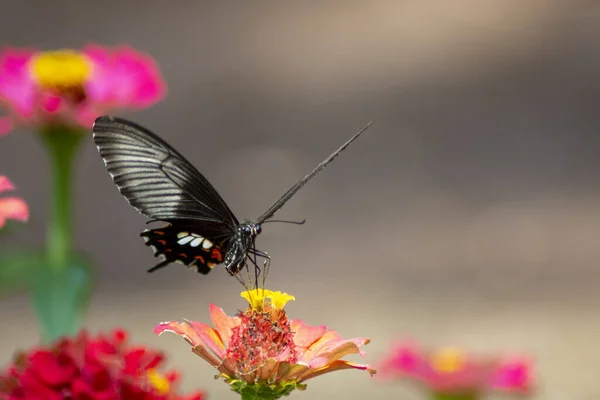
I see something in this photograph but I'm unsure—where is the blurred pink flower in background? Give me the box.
[0,175,28,229]
[378,340,534,397]
[0,45,165,134]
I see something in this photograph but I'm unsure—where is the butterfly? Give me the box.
[92,116,371,283]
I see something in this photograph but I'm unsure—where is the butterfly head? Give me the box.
[239,221,262,238]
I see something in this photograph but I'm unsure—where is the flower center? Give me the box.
[146,369,170,394]
[226,303,297,375]
[29,50,91,92]
[431,347,466,374]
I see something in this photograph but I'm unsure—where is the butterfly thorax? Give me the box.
[222,221,262,275]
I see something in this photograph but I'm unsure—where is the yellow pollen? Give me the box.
[266,291,295,310]
[431,347,466,374]
[29,50,91,89]
[241,288,272,311]
[147,369,170,394]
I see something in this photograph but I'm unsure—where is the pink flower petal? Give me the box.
[0,116,13,135]
[0,48,37,117]
[0,176,15,192]
[84,44,166,108]
[490,357,533,392]
[0,197,29,223]
[74,106,99,129]
[209,304,240,347]
[290,319,327,349]
[40,93,61,113]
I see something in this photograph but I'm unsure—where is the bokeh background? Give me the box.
[1,1,599,398]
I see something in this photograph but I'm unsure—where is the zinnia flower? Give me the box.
[0,44,165,134]
[0,328,205,400]
[378,340,534,399]
[0,175,28,229]
[155,289,375,399]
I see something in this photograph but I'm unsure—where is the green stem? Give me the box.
[431,391,479,400]
[39,126,83,272]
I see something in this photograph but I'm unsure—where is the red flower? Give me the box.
[0,329,204,400]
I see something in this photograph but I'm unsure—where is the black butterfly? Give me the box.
[92,116,371,281]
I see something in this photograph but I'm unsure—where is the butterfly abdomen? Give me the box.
[141,225,225,274]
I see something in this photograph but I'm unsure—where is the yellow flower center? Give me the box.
[240,289,295,311]
[29,50,91,90]
[431,347,466,374]
[147,369,170,394]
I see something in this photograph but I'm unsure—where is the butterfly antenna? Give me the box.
[256,121,372,224]
[261,219,306,225]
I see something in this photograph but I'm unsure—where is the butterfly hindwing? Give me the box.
[141,225,226,274]
[92,116,238,228]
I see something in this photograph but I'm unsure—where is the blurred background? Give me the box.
[1,0,599,398]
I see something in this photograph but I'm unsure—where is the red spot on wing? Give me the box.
[157,240,167,245]
[178,253,188,258]
[154,231,165,235]
[194,255,205,263]
[211,248,223,262]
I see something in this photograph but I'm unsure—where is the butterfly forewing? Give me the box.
[93,116,238,227]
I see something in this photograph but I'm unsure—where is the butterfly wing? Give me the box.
[92,116,238,226]
[93,116,239,273]
[142,224,227,274]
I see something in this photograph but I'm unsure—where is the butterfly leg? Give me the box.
[248,247,271,289]
[246,255,262,289]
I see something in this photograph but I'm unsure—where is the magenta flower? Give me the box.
[0,45,165,134]
[155,289,375,399]
[378,341,534,398]
[0,175,28,229]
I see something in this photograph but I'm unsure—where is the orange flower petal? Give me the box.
[257,359,279,381]
[290,319,327,349]
[297,331,342,363]
[192,345,222,368]
[297,360,376,382]
[308,340,368,369]
[154,321,203,347]
[185,319,226,359]
[278,363,310,381]
[0,197,29,222]
[209,304,240,347]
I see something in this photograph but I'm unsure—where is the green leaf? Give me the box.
[0,250,45,297]
[32,253,95,343]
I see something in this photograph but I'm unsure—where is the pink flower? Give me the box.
[155,289,375,397]
[0,175,28,229]
[378,340,534,396]
[0,328,205,400]
[0,45,165,133]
